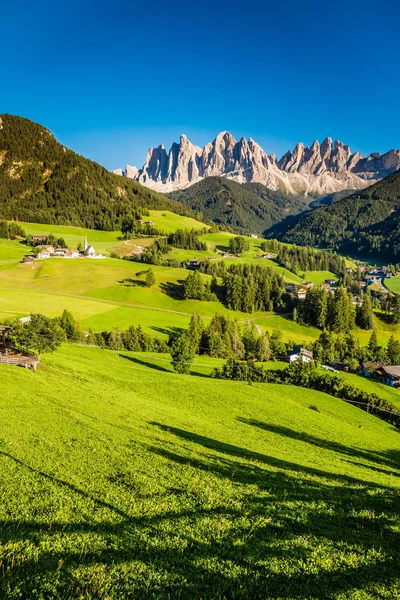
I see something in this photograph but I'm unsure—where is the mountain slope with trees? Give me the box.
[0,114,192,230]
[167,177,308,234]
[278,170,400,259]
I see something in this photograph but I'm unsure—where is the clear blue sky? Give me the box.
[3,0,399,170]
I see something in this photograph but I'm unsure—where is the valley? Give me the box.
[1,115,400,600]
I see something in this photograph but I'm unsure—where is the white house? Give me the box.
[288,347,314,363]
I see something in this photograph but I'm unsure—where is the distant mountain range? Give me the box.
[114,131,400,195]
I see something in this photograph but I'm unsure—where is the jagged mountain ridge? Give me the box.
[114,132,400,195]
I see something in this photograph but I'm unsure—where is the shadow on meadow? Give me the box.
[237,419,400,477]
[0,420,399,599]
[119,353,170,373]
[159,281,185,299]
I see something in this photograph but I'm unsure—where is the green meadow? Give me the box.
[385,276,400,294]
[0,343,399,599]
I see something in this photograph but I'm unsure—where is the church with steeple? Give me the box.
[83,236,96,257]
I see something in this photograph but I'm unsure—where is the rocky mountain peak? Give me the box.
[116,131,400,195]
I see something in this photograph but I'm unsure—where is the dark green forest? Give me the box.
[168,177,308,234]
[278,170,400,260]
[0,115,192,230]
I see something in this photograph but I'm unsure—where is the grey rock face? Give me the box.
[116,132,400,195]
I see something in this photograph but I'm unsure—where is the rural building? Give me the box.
[22,256,33,264]
[361,362,386,377]
[132,245,144,256]
[288,347,314,363]
[188,259,200,269]
[251,234,258,239]
[37,250,51,259]
[377,365,400,387]
[54,248,67,256]
[64,249,80,258]
[329,361,350,372]
[296,288,307,300]
[32,235,46,242]
[325,279,336,286]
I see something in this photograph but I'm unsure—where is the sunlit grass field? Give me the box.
[385,276,400,294]
[0,344,399,599]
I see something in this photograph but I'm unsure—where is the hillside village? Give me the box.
[21,236,103,263]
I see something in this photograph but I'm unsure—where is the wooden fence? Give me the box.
[0,355,40,369]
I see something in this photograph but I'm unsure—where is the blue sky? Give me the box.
[3,0,399,170]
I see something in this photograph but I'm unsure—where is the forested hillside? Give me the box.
[0,115,192,230]
[279,170,400,259]
[168,177,308,234]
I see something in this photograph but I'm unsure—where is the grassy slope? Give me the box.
[0,344,399,599]
[385,276,400,294]
[17,212,206,257]
[147,210,207,232]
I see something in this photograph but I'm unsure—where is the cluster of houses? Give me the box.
[22,238,103,263]
[285,279,338,301]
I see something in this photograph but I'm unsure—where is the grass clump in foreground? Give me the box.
[0,344,399,599]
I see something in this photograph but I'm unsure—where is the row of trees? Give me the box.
[182,264,290,313]
[24,233,69,249]
[223,264,288,313]
[6,311,167,356]
[0,220,25,239]
[167,228,208,250]
[169,313,289,373]
[298,287,374,331]
[260,239,347,277]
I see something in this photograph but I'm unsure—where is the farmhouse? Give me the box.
[22,256,34,264]
[296,287,307,300]
[65,249,80,258]
[37,249,51,259]
[288,347,314,363]
[361,361,386,377]
[377,365,400,387]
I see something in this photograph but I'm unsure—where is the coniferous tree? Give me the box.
[184,271,205,300]
[356,289,374,330]
[170,332,194,373]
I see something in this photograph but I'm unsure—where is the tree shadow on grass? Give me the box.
[119,353,171,373]
[159,281,184,299]
[238,419,400,475]
[118,278,146,287]
[1,424,400,599]
[150,325,183,336]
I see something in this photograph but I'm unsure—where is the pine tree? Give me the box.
[170,332,194,373]
[356,289,374,329]
[386,334,400,364]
